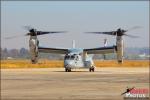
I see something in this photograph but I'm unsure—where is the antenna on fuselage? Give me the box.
[72,40,75,48]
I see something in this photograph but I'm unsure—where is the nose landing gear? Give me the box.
[89,66,95,72]
[65,67,71,72]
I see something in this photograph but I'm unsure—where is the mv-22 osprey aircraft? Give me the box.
[21,26,139,72]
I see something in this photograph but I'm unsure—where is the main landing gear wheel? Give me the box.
[89,66,95,72]
[31,59,38,64]
[65,68,71,72]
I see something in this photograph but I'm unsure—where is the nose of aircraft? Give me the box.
[64,60,74,67]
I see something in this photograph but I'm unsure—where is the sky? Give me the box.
[1,1,149,49]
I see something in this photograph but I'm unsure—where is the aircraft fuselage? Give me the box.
[64,48,95,72]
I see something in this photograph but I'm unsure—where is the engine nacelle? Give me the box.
[116,36,124,63]
[29,36,39,64]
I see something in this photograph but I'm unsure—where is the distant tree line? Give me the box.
[0,47,149,60]
[0,48,64,60]
[1,48,29,59]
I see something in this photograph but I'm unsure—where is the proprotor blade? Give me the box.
[86,31,117,35]
[5,34,26,39]
[36,31,67,36]
[124,34,139,38]
[127,26,142,31]
[23,25,67,36]
[85,27,140,38]
[23,26,34,31]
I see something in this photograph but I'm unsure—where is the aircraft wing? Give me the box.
[38,47,68,54]
[83,46,117,54]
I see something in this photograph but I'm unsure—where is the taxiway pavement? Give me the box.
[1,67,149,100]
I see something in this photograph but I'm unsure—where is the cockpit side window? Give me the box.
[65,55,69,59]
[71,55,75,60]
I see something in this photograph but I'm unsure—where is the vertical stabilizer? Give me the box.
[72,40,75,48]
[103,38,107,59]
[104,38,107,47]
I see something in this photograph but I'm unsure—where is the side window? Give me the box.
[76,55,79,61]
[65,55,69,59]
[65,56,67,59]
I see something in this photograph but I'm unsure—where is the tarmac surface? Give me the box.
[1,67,149,100]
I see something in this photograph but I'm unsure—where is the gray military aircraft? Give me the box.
[7,26,139,72]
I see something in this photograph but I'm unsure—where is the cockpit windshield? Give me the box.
[65,55,75,60]
[71,55,75,59]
